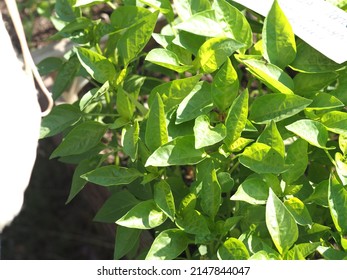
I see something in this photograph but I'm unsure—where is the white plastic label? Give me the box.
[233,0,347,64]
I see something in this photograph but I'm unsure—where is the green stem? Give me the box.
[229,160,240,174]
[185,247,192,260]
[324,149,336,166]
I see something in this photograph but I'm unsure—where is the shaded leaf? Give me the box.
[249,93,312,124]
[282,138,308,184]
[146,229,189,260]
[40,104,81,139]
[114,227,141,260]
[94,190,140,222]
[145,93,169,152]
[50,121,107,158]
[329,175,347,235]
[211,58,239,111]
[154,181,176,221]
[81,166,142,186]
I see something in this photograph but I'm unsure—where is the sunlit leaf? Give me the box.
[266,189,298,254]
[116,199,167,229]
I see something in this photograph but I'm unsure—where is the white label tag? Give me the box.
[233,0,347,64]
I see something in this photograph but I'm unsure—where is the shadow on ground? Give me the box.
[1,138,115,259]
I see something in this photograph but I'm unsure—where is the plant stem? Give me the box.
[185,247,192,260]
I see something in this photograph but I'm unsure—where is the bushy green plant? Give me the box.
[39,0,347,260]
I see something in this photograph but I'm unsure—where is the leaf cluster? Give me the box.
[40,0,347,260]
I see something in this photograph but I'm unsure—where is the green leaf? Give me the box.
[154,181,176,221]
[52,55,80,100]
[193,115,226,149]
[200,169,222,219]
[257,120,285,158]
[212,0,252,52]
[249,93,312,124]
[175,209,210,235]
[145,48,192,73]
[266,189,298,254]
[110,6,151,30]
[122,121,139,162]
[262,0,296,69]
[149,74,202,112]
[290,40,343,73]
[178,193,197,213]
[287,242,320,259]
[66,156,101,203]
[237,56,294,94]
[94,190,140,222]
[37,57,64,76]
[211,58,239,111]
[76,47,116,84]
[285,119,333,149]
[116,199,167,229]
[306,92,344,111]
[114,227,141,260]
[284,197,312,226]
[117,11,158,66]
[175,10,225,37]
[174,0,211,21]
[197,37,244,73]
[217,172,235,193]
[81,166,142,187]
[55,17,94,44]
[306,180,329,207]
[145,136,207,167]
[50,121,107,158]
[321,111,347,136]
[116,87,135,121]
[317,246,347,260]
[145,93,169,152]
[217,238,250,260]
[173,31,206,56]
[139,0,174,22]
[228,137,254,152]
[282,138,308,184]
[231,174,269,205]
[224,90,249,148]
[146,229,189,260]
[176,81,213,124]
[293,72,338,94]
[239,143,287,174]
[335,153,347,184]
[40,104,81,139]
[74,0,108,6]
[328,175,347,235]
[55,0,79,22]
